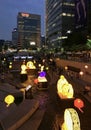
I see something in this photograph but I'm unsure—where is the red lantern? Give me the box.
[34,78,38,84]
[74,98,84,113]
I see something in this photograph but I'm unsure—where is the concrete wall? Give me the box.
[55,58,91,83]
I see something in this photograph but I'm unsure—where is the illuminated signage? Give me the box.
[21,13,29,17]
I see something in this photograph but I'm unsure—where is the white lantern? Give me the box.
[61,108,81,130]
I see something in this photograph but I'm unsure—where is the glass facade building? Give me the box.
[17,12,41,49]
[46,0,75,47]
[12,28,18,48]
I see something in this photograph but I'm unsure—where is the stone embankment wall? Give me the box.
[55,58,91,83]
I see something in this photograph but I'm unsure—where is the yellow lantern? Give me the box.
[4,95,15,107]
[21,64,27,74]
[61,108,81,130]
[26,61,36,69]
[57,75,68,93]
[9,62,12,69]
[61,83,74,99]
[57,75,74,99]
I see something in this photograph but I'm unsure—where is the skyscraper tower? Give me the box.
[17,12,41,50]
[46,0,75,48]
[12,28,18,48]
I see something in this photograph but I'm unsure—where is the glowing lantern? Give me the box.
[4,95,15,107]
[57,75,68,91]
[60,83,74,99]
[79,71,84,76]
[38,76,47,82]
[34,78,38,84]
[84,65,88,69]
[38,64,41,67]
[39,71,46,77]
[9,62,12,69]
[21,64,27,74]
[65,66,68,70]
[38,68,47,82]
[45,67,49,70]
[61,108,81,130]
[57,75,74,99]
[74,98,84,113]
[26,61,36,69]
[40,65,44,71]
[37,65,48,90]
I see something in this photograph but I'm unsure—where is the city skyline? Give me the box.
[0,0,45,41]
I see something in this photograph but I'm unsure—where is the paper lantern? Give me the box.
[4,95,15,107]
[57,75,68,92]
[34,78,38,84]
[39,71,46,77]
[57,75,74,99]
[60,83,74,99]
[21,64,27,74]
[38,76,47,82]
[61,108,81,130]
[74,98,84,113]
[40,65,44,71]
[26,61,36,69]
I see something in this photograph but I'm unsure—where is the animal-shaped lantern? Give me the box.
[26,61,36,69]
[57,75,74,99]
[21,63,27,74]
[61,108,81,130]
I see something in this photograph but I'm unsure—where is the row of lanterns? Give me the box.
[57,75,84,130]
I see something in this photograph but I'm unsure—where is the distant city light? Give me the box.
[30,42,36,45]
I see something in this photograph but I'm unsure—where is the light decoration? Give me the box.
[4,95,15,107]
[26,61,36,69]
[38,66,47,83]
[57,75,74,99]
[65,66,68,70]
[25,85,32,91]
[40,65,44,71]
[30,42,36,45]
[61,108,81,130]
[21,13,29,17]
[74,98,84,113]
[39,71,46,77]
[79,71,84,76]
[45,67,49,70]
[21,64,27,74]
[9,62,12,69]
[84,65,88,69]
[34,78,38,84]
[38,64,41,67]
[38,76,47,82]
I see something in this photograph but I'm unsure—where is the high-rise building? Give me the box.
[46,0,75,48]
[87,0,91,35]
[17,12,41,50]
[46,0,91,49]
[12,28,18,48]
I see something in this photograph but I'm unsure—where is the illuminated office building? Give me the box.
[17,12,41,49]
[46,0,91,48]
[46,0,75,47]
[12,28,18,48]
[86,0,91,35]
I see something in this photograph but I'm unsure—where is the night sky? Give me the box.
[0,0,45,40]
